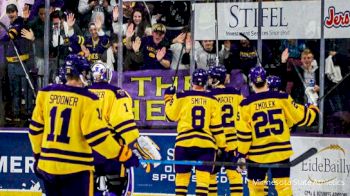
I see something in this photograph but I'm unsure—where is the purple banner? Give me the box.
[111,70,190,127]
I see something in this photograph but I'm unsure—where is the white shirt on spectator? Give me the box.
[169,43,189,70]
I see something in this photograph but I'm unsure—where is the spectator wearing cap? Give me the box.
[0,4,34,124]
[130,23,172,70]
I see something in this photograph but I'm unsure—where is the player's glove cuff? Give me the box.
[164,86,176,95]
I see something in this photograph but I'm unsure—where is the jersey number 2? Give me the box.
[253,109,283,138]
[47,107,71,144]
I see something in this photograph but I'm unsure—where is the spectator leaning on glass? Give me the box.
[130,23,172,70]
[284,48,319,104]
[0,4,34,125]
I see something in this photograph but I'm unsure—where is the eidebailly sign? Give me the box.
[194,0,350,40]
[291,136,350,196]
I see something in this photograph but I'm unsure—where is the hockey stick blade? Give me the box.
[140,147,317,168]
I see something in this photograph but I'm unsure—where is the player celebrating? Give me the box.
[207,65,244,196]
[28,54,138,196]
[164,69,226,196]
[236,66,319,196]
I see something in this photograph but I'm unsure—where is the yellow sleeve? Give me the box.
[82,99,122,159]
[283,96,319,127]
[164,93,181,122]
[110,90,139,144]
[28,91,45,154]
[236,104,253,155]
[210,100,226,149]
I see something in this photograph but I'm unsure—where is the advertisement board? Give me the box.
[1,130,349,195]
[194,0,350,40]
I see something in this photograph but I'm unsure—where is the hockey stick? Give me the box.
[239,32,262,66]
[0,21,37,98]
[171,43,186,87]
[317,71,350,103]
[140,147,317,168]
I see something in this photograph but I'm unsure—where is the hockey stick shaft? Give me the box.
[317,71,350,103]
[140,148,317,168]
[171,43,185,87]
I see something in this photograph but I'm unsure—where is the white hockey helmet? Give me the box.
[91,61,110,82]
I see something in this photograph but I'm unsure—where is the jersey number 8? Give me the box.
[192,106,205,129]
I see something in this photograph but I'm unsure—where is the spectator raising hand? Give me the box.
[67,13,76,30]
[95,15,103,32]
[156,47,167,61]
[172,33,186,44]
[126,23,135,38]
[21,28,35,41]
[132,37,142,53]
[22,4,30,20]
[281,48,289,63]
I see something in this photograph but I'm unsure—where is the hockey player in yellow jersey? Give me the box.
[88,61,139,195]
[88,61,161,195]
[207,65,244,196]
[164,69,226,196]
[236,66,319,196]
[28,54,138,196]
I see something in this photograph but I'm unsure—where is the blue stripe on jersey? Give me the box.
[237,130,251,136]
[304,112,312,127]
[85,127,110,140]
[89,135,108,147]
[209,124,222,129]
[30,120,44,128]
[176,90,217,100]
[250,141,291,150]
[176,134,215,144]
[41,148,93,158]
[39,156,93,165]
[40,84,99,100]
[240,91,288,106]
[226,133,237,138]
[237,136,252,142]
[248,147,292,155]
[212,130,224,135]
[178,129,210,137]
[295,106,307,126]
[119,125,137,135]
[114,120,134,130]
[29,129,43,135]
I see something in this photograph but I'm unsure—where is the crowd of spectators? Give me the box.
[0,0,349,133]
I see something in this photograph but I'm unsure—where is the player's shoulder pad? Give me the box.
[240,91,288,106]
[41,84,99,100]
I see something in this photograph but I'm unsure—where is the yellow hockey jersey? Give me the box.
[236,91,318,163]
[210,87,244,151]
[165,90,226,149]
[29,84,122,175]
[88,82,139,144]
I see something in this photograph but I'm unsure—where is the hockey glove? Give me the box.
[164,86,176,104]
[133,136,162,173]
[117,145,139,168]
